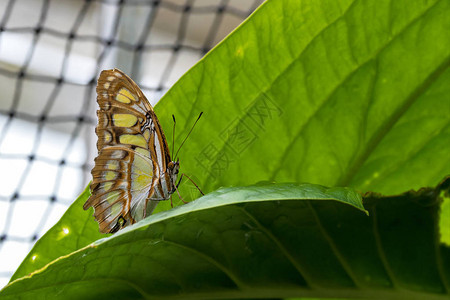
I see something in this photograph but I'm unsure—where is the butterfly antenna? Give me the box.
[171,114,176,159]
[174,112,203,159]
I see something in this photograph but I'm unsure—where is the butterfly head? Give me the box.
[167,158,180,190]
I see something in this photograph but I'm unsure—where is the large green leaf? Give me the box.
[7,182,366,283]
[1,180,448,299]
[153,0,449,203]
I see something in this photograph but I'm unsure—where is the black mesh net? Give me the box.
[0,0,263,287]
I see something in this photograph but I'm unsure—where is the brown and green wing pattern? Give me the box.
[83,69,161,233]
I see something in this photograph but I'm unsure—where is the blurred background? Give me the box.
[0,0,264,287]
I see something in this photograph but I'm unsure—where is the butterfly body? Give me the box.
[83,69,179,233]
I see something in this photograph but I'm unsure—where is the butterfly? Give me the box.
[83,68,197,234]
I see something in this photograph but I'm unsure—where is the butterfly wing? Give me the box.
[83,69,166,233]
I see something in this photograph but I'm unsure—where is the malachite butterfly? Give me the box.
[83,69,183,233]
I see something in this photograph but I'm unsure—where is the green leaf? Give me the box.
[7,182,367,285]
[153,0,449,205]
[1,180,448,299]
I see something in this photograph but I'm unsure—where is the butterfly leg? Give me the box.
[174,184,188,204]
[181,173,204,196]
[176,174,183,189]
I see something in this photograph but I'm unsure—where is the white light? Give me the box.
[0,32,96,84]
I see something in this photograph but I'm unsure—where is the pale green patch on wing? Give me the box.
[103,190,121,205]
[129,148,154,222]
[102,181,114,192]
[113,114,138,127]
[111,202,122,217]
[131,150,153,191]
[106,160,119,170]
[115,88,137,103]
[104,171,116,181]
[119,134,147,148]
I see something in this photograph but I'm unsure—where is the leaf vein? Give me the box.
[238,206,314,289]
[161,239,245,290]
[306,201,359,287]
[371,205,397,287]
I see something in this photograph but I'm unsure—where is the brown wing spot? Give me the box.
[97,111,109,127]
[98,100,111,110]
